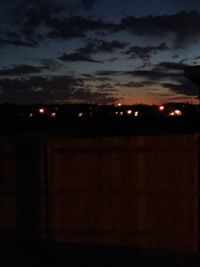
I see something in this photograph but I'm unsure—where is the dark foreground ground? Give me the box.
[0,241,200,267]
[0,116,200,138]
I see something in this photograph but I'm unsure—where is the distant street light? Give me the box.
[159,105,165,111]
[39,108,45,114]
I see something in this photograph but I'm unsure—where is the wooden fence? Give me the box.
[0,134,199,252]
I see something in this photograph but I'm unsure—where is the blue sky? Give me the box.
[0,0,200,105]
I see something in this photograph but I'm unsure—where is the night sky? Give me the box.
[1,0,200,105]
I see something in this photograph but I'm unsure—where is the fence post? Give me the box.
[15,138,41,243]
[43,140,51,243]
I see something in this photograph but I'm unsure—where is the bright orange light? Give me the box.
[134,111,139,117]
[159,105,165,111]
[51,112,56,117]
[169,109,182,116]
[117,103,122,107]
[174,109,182,116]
[78,112,84,117]
[39,108,45,114]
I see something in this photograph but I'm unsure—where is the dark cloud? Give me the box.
[48,10,200,48]
[156,61,187,71]
[82,73,94,78]
[1,2,200,105]
[58,52,101,63]
[0,65,47,76]
[125,69,182,80]
[20,7,44,34]
[173,0,200,8]
[58,39,126,64]
[95,68,183,82]
[19,10,45,44]
[47,16,111,40]
[3,6,200,49]
[58,39,126,65]
[79,39,127,54]
[96,70,123,76]
[81,73,112,82]
[0,74,117,104]
[116,81,156,87]
[10,0,64,22]
[0,75,82,92]
[162,78,199,97]
[96,83,114,90]
[5,1,65,46]
[73,88,118,104]
[194,56,200,60]
[46,11,200,46]
[119,62,199,99]
[125,61,186,83]
[36,59,63,70]
[119,11,200,47]
[82,0,96,10]
[0,37,38,47]
[125,43,169,60]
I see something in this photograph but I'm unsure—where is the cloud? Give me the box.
[78,39,127,54]
[36,58,63,70]
[0,65,47,76]
[58,52,101,63]
[47,16,111,40]
[194,56,200,60]
[116,81,156,88]
[82,0,96,10]
[96,83,114,90]
[0,74,118,104]
[125,43,169,60]
[81,73,112,82]
[125,61,187,83]
[173,0,200,8]
[19,7,45,37]
[58,38,127,64]
[46,11,200,47]
[0,75,81,103]
[95,70,123,76]
[125,69,182,80]
[3,5,200,49]
[156,61,187,71]
[0,75,82,92]
[72,88,118,104]
[162,78,199,97]
[58,39,126,64]
[0,0,64,47]
[0,36,39,47]
[119,10,200,47]
[45,10,200,47]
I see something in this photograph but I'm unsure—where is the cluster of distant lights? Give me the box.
[26,104,183,119]
[28,107,57,118]
[158,105,182,116]
[113,103,182,117]
[114,109,139,117]
[29,105,140,118]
